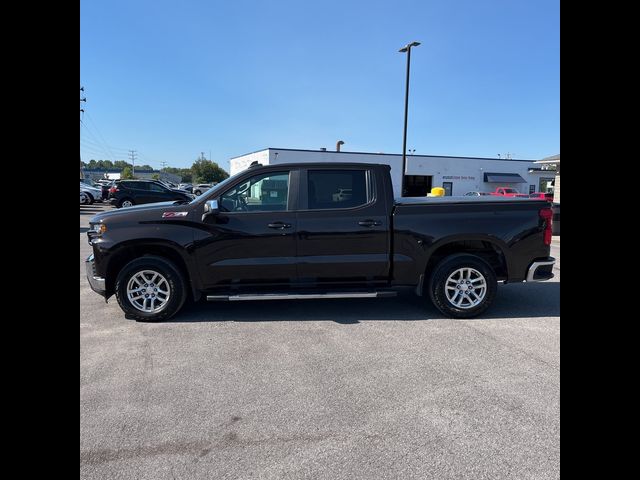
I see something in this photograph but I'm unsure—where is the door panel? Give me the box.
[296,168,390,286]
[195,171,298,289]
[123,182,154,203]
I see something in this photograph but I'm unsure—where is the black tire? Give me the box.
[115,256,188,322]
[85,192,95,205]
[118,198,134,208]
[194,190,201,196]
[428,254,497,319]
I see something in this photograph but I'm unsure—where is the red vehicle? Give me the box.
[529,192,554,202]
[490,187,529,198]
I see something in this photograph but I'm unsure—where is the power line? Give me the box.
[81,121,115,161]
[137,151,162,168]
[80,136,129,155]
[84,111,118,161]
[81,138,130,154]
[80,143,112,158]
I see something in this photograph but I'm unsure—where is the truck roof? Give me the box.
[248,162,390,169]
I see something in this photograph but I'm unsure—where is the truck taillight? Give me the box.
[539,207,553,245]
[109,187,118,193]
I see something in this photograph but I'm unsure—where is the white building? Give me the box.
[230,148,554,197]
[534,154,560,203]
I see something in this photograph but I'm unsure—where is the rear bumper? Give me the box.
[526,257,555,282]
[85,253,106,297]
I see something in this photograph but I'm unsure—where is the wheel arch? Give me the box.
[104,240,200,301]
[423,235,511,285]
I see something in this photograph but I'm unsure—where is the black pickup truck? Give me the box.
[86,162,555,321]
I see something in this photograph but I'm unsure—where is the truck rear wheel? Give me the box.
[115,256,188,322]
[428,254,497,318]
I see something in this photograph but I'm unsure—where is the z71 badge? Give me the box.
[162,211,189,218]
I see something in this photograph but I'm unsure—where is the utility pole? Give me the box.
[129,149,137,177]
[161,161,167,170]
[80,87,87,179]
[200,151,206,161]
[80,86,86,117]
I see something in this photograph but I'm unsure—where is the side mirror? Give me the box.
[202,199,219,220]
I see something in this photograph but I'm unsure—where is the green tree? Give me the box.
[191,159,229,184]
[179,169,193,183]
[114,160,132,169]
[164,166,193,182]
[121,166,134,179]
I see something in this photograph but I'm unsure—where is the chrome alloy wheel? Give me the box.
[121,200,133,208]
[445,267,487,309]
[126,270,171,313]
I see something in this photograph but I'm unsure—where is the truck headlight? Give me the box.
[92,223,107,234]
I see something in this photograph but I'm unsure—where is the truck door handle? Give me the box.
[358,220,382,227]
[268,222,292,229]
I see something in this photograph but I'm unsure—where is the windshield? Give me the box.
[188,174,237,204]
[503,188,517,193]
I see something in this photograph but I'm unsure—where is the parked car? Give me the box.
[86,162,555,322]
[80,191,89,205]
[82,178,110,201]
[108,180,195,208]
[157,180,178,189]
[193,184,213,196]
[529,192,554,202]
[177,183,193,193]
[332,188,353,202]
[80,181,103,204]
[92,180,112,200]
[464,191,491,196]
[490,187,529,198]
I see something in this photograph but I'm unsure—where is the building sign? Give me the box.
[442,175,475,180]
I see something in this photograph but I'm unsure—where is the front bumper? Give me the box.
[526,257,556,282]
[85,253,106,297]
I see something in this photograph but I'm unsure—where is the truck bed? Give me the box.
[395,196,544,205]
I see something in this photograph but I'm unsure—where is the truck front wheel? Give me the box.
[115,256,188,322]
[428,254,497,318]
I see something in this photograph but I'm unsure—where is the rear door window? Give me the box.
[307,170,369,210]
[148,182,168,192]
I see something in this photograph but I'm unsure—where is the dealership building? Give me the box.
[230,148,555,197]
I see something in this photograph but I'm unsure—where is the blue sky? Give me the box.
[80,0,559,172]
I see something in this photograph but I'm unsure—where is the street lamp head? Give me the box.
[399,41,421,52]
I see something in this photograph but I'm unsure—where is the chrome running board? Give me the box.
[206,291,397,302]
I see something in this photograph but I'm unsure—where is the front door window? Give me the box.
[219,172,289,212]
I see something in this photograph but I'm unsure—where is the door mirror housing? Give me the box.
[202,199,219,220]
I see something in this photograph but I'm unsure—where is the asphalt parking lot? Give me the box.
[80,203,560,480]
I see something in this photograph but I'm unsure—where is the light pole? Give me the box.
[399,41,420,196]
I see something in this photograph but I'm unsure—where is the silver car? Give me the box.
[80,181,103,204]
[464,191,491,196]
[193,184,213,195]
